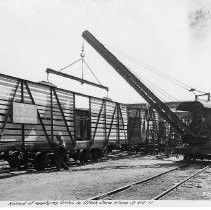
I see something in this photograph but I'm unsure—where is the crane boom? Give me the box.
[82,30,195,137]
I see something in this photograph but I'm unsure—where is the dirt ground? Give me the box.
[0,152,211,201]
[107,163,211,200]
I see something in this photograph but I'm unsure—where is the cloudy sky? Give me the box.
[0,0,211,104]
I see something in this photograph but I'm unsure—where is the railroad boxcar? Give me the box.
[0,73,127,170]
[127,102,190,153]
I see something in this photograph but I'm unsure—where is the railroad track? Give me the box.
[88,164,209,200]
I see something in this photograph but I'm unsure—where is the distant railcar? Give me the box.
[126,102,190,153]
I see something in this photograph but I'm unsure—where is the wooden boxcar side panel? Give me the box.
[105,101,118,142]
[0,73,128,152]
[0,74,75,151]
[118,104,127,143]
[90,98,105,141]
[0,75,23,150]
[54,89,75,147]
[90,98,128,146]
[127,107,146,145]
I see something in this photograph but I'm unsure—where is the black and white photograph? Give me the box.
[1,0,211,207]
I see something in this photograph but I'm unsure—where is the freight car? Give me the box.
[0,73,127,170]
[126,102,190,153]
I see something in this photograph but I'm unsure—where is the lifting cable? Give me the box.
[105,43,211,100]
[59,58,82,72]
[137,73,178,102]
[83,60,103,85]
[124,53,209,98]
[142,78,178,102]
[58,39,104,88]
[134,73,182,115]
[141,80,167,103]
[81,39,85,80]
[129,56,191,91]
[128,67,179,102]
[105,44,194,91]
[128,66,167,102]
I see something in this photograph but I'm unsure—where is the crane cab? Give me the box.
[176,100,211,159]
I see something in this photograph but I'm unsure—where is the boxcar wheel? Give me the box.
[34,152,49,171]
[183,155,190,161]
[79,150,86,164]
[8,151,24,170]
[83,151,92,162]
[91,150,99,162]
[98,149,103,158]
[106,146,113,153]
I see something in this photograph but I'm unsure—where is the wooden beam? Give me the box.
[46,68,109,91]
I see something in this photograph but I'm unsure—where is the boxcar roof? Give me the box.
[177,100,211,111]
[0,72,126,105]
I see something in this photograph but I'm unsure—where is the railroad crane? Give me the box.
[82,30,211,160]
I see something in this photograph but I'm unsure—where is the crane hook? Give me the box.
[80,39,85,59]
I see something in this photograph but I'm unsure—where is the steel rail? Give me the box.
[88,163,189,200]
[151,165,209,200]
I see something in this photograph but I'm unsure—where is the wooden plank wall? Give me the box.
[127,107,146,144]
[127,104,189,146]
[145,109,159,144]
[26,84,75,146]
[90,98,105,141]
[0,74,75,151]
[0,75,22,150]
[0,73,128,151]
[128,107,161,145]
[90,98,127,143]
[118,103,127,142]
